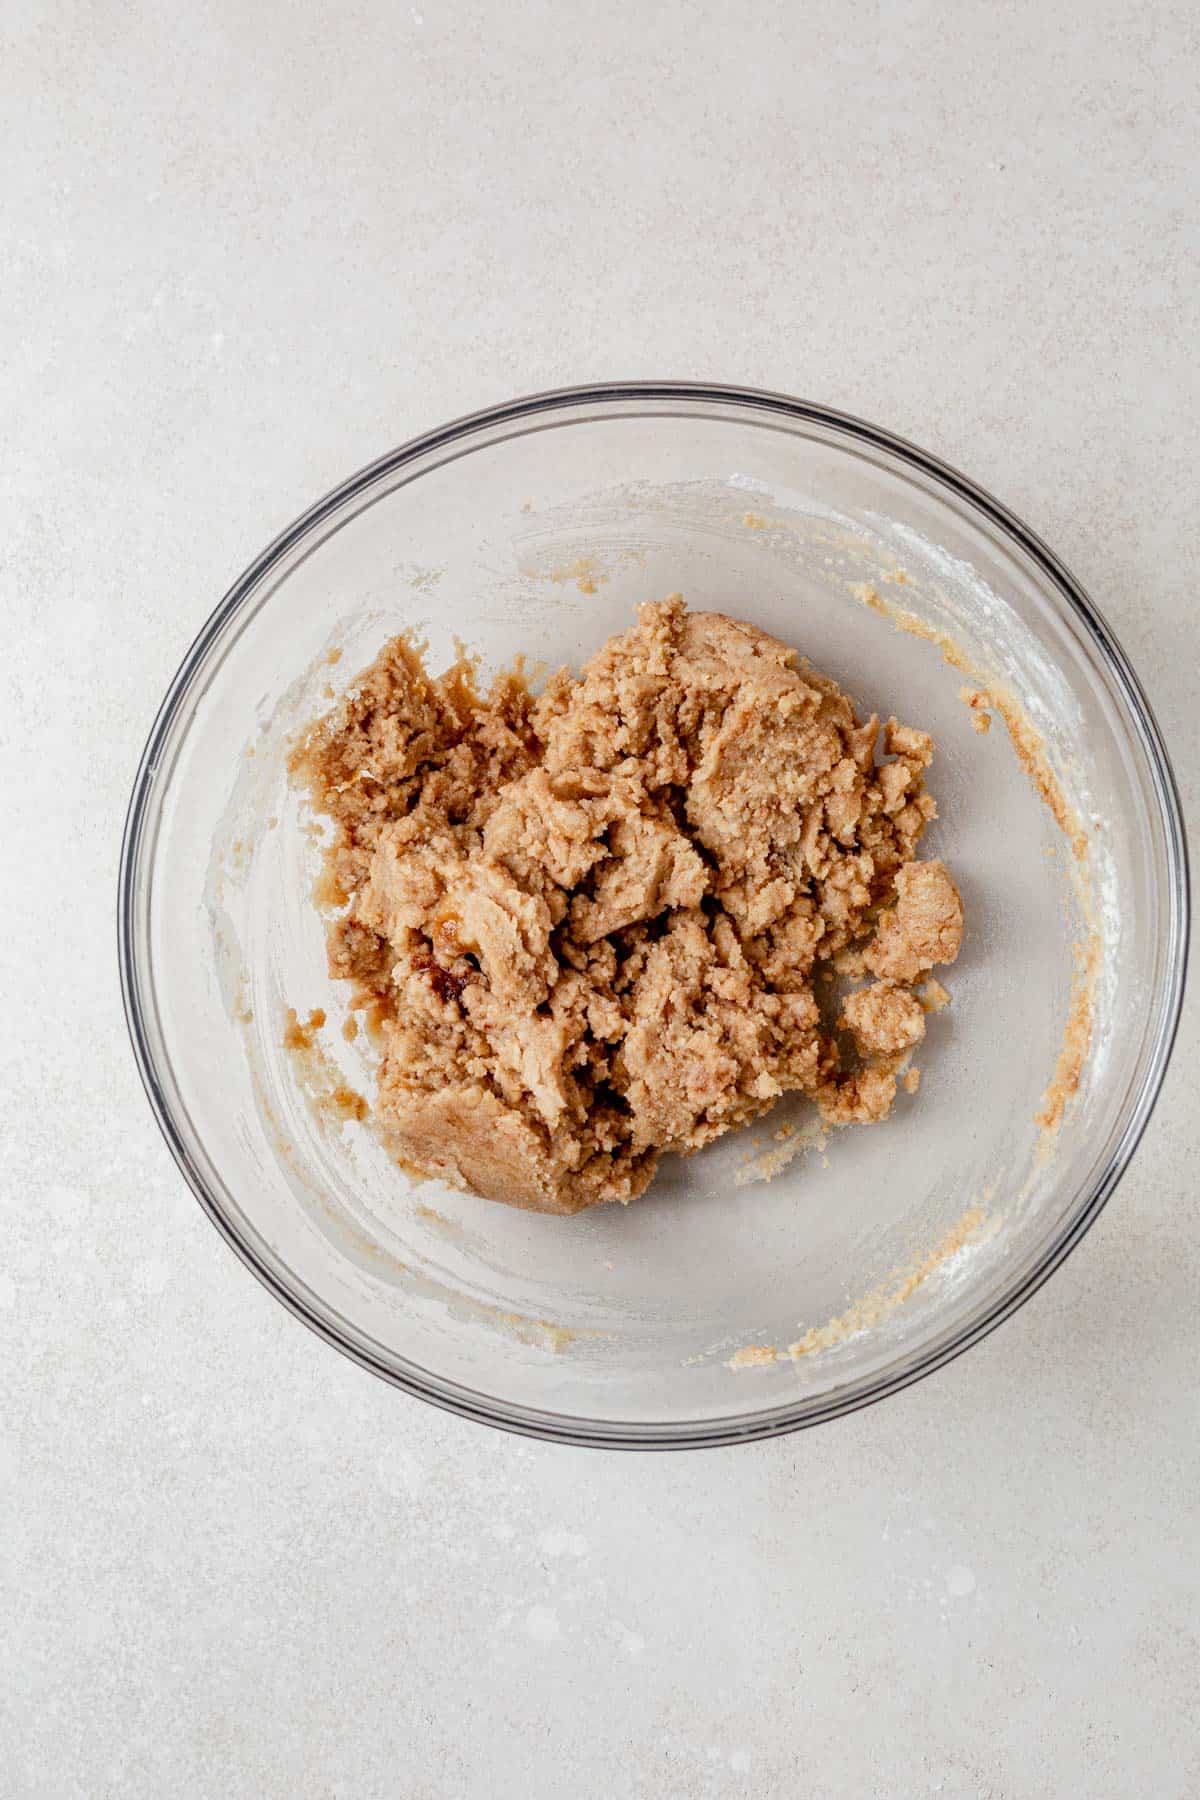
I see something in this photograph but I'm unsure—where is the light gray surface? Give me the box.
[3,2,1197,1794]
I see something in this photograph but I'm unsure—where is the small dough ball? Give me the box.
[842,981,926,1057]
[866,859,964,984]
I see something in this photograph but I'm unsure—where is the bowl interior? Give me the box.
[126,393,1182,1443]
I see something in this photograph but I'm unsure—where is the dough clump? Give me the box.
[293,598,963,1214]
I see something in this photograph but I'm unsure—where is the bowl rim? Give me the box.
[118,380,1191,1450]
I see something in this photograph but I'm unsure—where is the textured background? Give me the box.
[4,2,1197,1795]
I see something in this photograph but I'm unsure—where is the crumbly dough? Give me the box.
[292,598,964,1215]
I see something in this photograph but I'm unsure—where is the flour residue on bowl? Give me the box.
[207,476,1112,1389]
[546,555,606,594]
[1033,930,1103,1139]
[280,1006,370,1126]
[735,1114,830,1186]
[853,582,1089,858]
[851,578,1101,1155]
[728,1198,993,1369]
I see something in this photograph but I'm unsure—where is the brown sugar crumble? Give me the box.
[290,598,964,1216]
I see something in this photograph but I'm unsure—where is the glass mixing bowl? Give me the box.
[119,384,1188,1448]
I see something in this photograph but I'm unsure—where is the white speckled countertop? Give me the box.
[4,3,1197,1794]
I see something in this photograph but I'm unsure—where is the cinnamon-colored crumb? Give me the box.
[292,599,964,1214]
[959,683,993,733]
[729,1344,779,1368]
[313,867,348,909]
[325,1084,369,1123]
[283,1007,326,1051]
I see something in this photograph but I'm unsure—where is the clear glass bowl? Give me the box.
[119,384,1188,1448]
